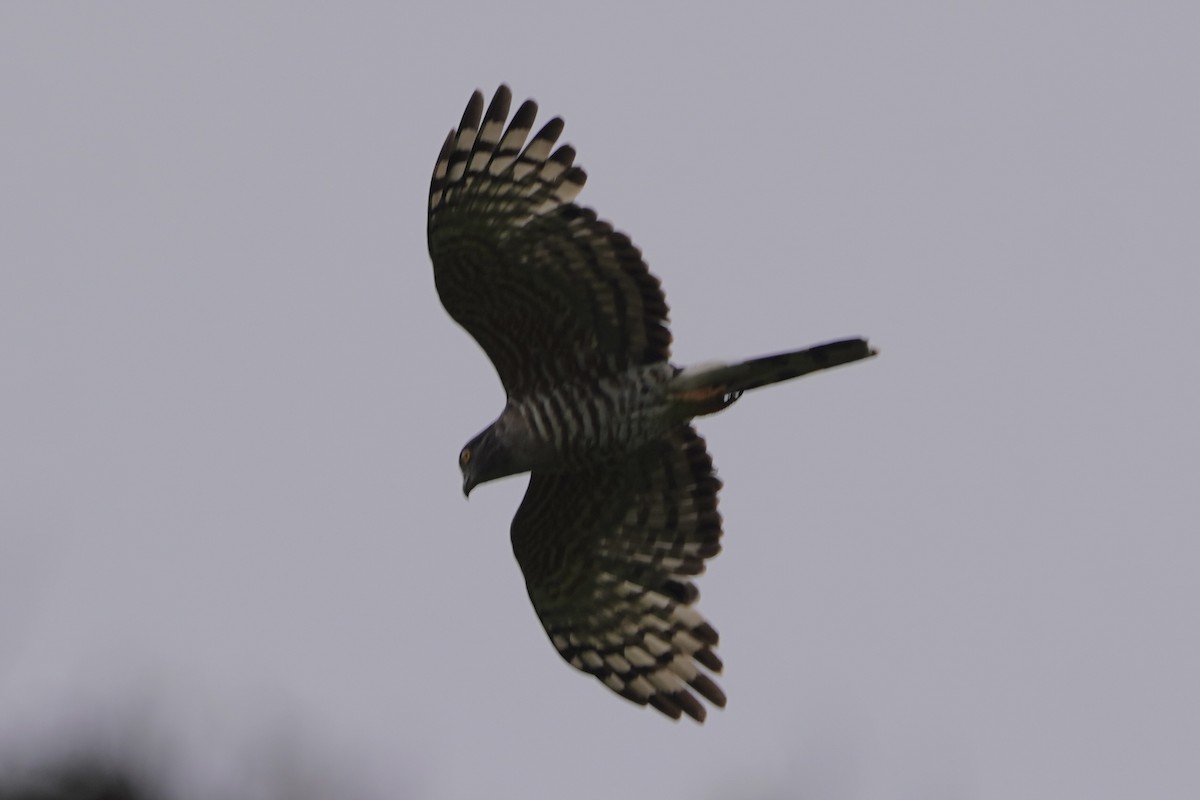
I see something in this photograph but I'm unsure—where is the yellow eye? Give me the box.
[460,448,472,465]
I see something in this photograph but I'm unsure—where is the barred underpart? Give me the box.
[503,363,680,469]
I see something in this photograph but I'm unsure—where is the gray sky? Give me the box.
[3,3,1198,798]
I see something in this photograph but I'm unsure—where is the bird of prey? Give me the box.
[427,85,875,723]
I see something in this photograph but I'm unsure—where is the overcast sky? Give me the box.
[3,3,1198,799]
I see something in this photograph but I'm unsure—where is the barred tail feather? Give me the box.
[673,338,876,402]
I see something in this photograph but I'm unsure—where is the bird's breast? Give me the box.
[503,366,676,469]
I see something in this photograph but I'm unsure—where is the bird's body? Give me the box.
[427,85,875,722]
[486,362,679,474]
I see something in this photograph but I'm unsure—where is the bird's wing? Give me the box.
[428,85,672,397]
[511,425,726,722]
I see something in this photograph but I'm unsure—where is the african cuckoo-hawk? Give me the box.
[427,85,875,723]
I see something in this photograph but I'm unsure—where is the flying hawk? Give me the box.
[427,85,875,722]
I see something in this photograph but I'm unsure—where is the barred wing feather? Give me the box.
[511,425,726,722]
[428,85,671,396]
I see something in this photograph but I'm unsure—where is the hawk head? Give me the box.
[459,425,519,497]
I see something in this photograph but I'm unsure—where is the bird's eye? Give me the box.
[460,448,471,465]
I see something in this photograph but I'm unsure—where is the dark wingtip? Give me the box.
[690,673,727,708]
[674,691,707,723]
[511,98,538,131]
[695,648,723,673]
[483,85,512,126]
[459,89,484,132]
[648,692,684,720]
[535,116,565,144]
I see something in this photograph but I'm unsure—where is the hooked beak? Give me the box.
[462,474,475,498]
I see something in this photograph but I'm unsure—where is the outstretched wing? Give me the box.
[511,425,726,722]
[428,85,672,397]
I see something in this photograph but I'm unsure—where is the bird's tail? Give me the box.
[670,338,876,416]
